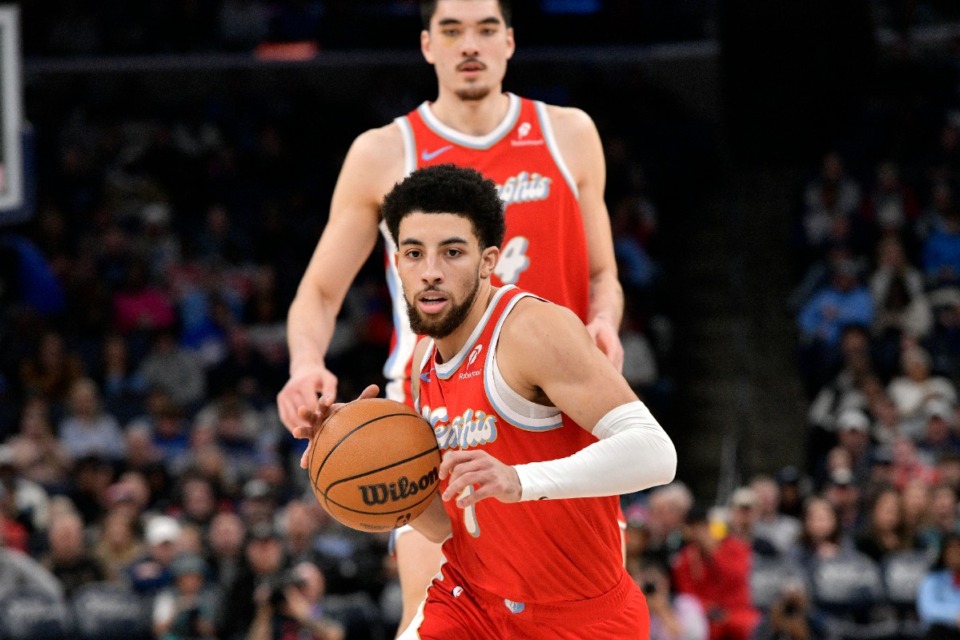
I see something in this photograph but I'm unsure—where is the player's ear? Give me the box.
[505,27,515,61]
[421,30,435,64]
[479,246,499,279]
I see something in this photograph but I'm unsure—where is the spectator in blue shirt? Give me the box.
[796,259,874,393]
[918,531,960,638]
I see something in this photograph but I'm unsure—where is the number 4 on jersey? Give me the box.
[494,236,530,284]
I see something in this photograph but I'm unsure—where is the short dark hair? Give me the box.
[382,164,505,250]
[420,0,512,29]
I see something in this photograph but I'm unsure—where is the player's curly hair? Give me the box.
[382,164,506,250]
[420,0,512,29]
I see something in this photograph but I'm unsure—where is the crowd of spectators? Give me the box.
[772,35,960,638]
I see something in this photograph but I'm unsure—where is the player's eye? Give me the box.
[441,28,460,38]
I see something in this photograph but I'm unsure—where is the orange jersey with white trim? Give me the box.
[380,94,590,404]
[415,286,623,605]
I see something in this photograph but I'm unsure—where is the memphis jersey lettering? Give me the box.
[497,171,551,206]
[421,406,498,451]
[380,94,591,405]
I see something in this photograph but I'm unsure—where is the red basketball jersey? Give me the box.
[415,286,623,605]
[381,94,590,403]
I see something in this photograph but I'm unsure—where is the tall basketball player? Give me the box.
[278,0,624,632]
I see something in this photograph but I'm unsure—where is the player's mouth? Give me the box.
[417,292,449,314]
[457,60,485,75]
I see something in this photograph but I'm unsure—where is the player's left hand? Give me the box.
[440,450,522,507]
[294,384,380,469]
[586,316,624,372]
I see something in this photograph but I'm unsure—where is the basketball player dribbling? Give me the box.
[278,0,626,632]
[297,165,676,639]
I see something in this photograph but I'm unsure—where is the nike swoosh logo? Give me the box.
[421,145,454,161]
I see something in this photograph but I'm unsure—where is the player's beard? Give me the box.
[455,84,491,102]
[406,277,481,339]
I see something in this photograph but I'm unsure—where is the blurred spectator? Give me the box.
[206,511,246,591]
[152,552,219,640]
[128,388,190,461]
[790,497,851,572]
[94,333,148,422]
[888,344,958,437]
[797,260,874,393]
[67,454,115,526]
[922,208,960,290]
[726,486,778,557]
[639,560,708,640]
[750,475,801,556]
[93,507,145,582]
[854,487,917,563]
[220,521,288,640]
[801,152,862,254]
[58,377,126,462]
[248,559,346,640]
[920,483,960,558]
[240,478,278,528]
[869,236,933,374]
[0,520,63,602]
[18,330,86,408]
[918,398,960,460]
[127,514,183,596]
[0,442,51,536]
[175,474,224,534]
[6,396,70,491]
[644,482,694,566]
[822,468,864,532]
[136,329,207,409]
[111,258,177,335]
[892,436,941,490]
[861,161,920,239]
[672,506,760,640]
[41,509,105,597]
[282,499,320,565]
[751,578,828,640]
[775,466,807,520]
[917,531,960,639]
[833,408,874,486]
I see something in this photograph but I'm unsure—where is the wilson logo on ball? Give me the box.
[358,467,440,506]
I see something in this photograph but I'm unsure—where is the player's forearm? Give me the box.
[410,494,453,543]
[588,268,624,330]
[514,401,676,500]
[286,286,340,374]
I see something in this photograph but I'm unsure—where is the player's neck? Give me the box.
[430,91,511,137]
[433,284,498,364]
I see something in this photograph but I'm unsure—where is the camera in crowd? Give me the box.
[266,569,307,608]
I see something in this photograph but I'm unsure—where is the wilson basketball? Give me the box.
[307,398,441,533]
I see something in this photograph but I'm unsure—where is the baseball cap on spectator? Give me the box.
[0,445,13,467]
[146,515,182,545]
[730,487,757,509]
[829,468,855,487]
[836,408,869,433]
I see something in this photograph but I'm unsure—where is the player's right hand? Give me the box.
[293,383,380,469]
[277,363,339,433]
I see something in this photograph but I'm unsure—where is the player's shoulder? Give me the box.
[540,103,598,136]
[502,294,582,343]
[351,121,405,160]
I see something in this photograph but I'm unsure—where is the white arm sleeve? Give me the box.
[513,400,677,501]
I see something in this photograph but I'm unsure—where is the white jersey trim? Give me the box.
[434,286,516,379]
[484,294,564,431]
[395,116,417,176]
[417,93,521,150]
[380,219,417,403]
[535,101,579,199]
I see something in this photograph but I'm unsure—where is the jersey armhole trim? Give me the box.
[535,101,579,199]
